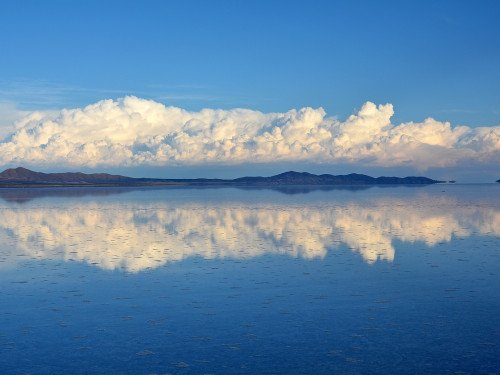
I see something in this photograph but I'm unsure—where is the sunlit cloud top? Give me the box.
[1,96,498,170]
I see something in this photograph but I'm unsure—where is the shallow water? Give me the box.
[0,185,498,374]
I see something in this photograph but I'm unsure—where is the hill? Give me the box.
[0,167,135,185]
[0,167,444,187]
[234,171,441,185]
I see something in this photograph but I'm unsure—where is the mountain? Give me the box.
[234,171,441,185]
[0,167,135,185]
[0,167,444,187]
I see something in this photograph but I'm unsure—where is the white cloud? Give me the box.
[0,102,30,139]
[0,96,498,169]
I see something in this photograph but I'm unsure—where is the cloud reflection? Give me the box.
[0,195,498,272]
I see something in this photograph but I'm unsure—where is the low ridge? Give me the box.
[0,167,133,184]
[0,167,444,187]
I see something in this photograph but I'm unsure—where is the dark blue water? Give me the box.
[0,185,498,374]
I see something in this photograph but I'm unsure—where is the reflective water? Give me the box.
[0,185,498,374]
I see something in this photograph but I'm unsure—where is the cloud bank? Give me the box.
[0,96,498,169]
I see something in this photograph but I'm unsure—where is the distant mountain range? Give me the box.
[0,167,135,185]
[0,167,445,187]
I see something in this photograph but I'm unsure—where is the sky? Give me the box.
[0,0,499,181]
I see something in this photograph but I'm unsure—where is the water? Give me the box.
[0,185,498,374]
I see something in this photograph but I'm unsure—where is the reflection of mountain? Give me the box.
[0,185,373,203]
[0,195,498,272]
[0,187,131,203]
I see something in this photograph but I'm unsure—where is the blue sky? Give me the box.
[1,0,499,124]
[0,0,499,180]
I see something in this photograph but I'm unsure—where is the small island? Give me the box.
[0,167,444,188]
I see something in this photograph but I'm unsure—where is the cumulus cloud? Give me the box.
[0,96,498,169]
[0,102,29,138]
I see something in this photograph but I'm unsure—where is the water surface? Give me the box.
[0,185,498,374]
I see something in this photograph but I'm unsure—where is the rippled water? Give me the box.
[0,185,498,374]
